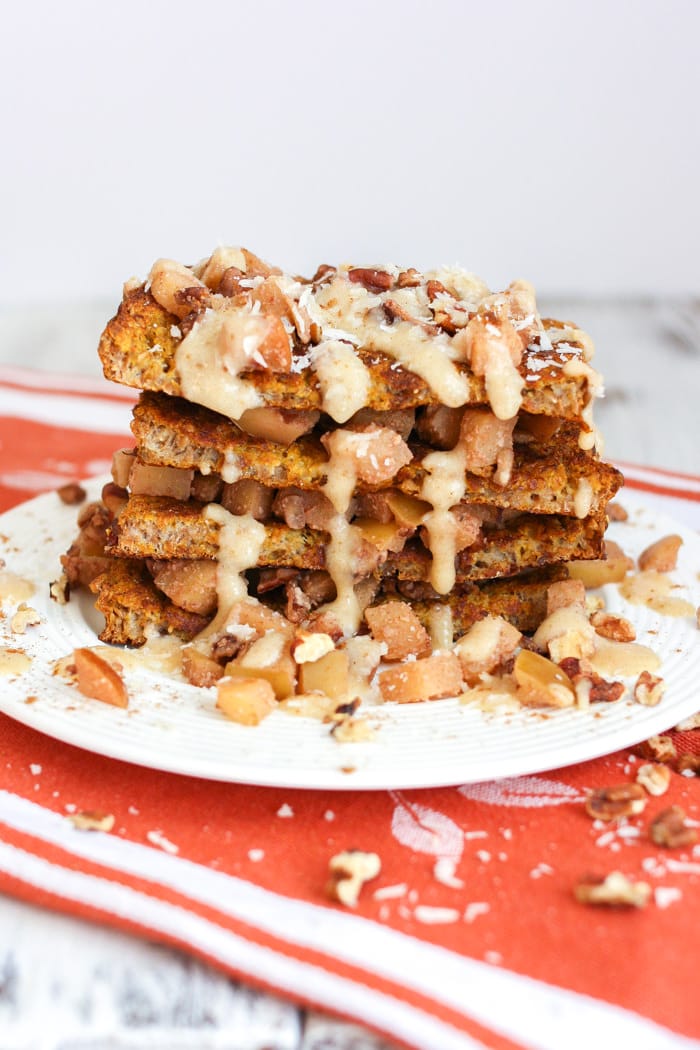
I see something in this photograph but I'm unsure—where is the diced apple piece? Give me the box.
[566,547,630,588]
[378,652,463,703]
[74,648,128,708]
[221,479,274,521]
[416,405,463,449]
[515,412,562,442]
[227,632,297,699]
[454,616,521,681]
[150,559,218,616]
[191,474,224,503]
[546,578,586,615]
[460,409,516,475]
[385,491,431,528]
[365,602,432,661]
[128,462,194,500]
[322,425,412,486]
[237,407,320,445]
[216,676,276,725]
[197,246,247,291]
[182,646,225,687]
[101,482,129,516]
[353,518,411,554]
[513,649,575,708]
[220,311,292,373]
[298,649,350,699]
[111,448,136,488]
[226,600,294,640]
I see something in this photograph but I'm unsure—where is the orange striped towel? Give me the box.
[0,367,698,1050]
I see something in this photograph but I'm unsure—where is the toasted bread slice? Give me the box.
[90,558,567,647]
[106,495,606,583]
[89,559,209,647]
[131,393,622,517]
[101,290,591,420]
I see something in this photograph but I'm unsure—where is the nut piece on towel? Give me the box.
[326,850,381,907]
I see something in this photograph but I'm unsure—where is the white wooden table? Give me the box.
[0,298,697,1050]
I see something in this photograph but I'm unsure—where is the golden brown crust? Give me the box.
[131,392,623,516]
[89,559,209,646]
[100,290,589,419]
[88,559,568,647]
[106,495,606,583]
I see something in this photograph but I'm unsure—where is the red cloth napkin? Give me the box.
[0,367,698,1050]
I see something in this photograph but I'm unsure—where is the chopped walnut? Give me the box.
[348,268,393,293]
[330,717,375,743]
[590,611,636,643]
[148,258,208,319]
[10,604,41,634]
[649,806,698,849]
[574,871,651,908]
[638,534,683,572]
[675,711,700,731]
[557,657,625,705]
[67,811,115,832]
[57,482,86,505]
[633,671,665,707]
[584,783,647,821]
[676,754,700,776]
[326,850,381,906]
[635,763,671,796]
[637,734,677,764]
[292,631,336,665]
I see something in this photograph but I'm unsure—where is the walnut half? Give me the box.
[574,871,651,908]
[326,850,381,907]
[584,783,647,821]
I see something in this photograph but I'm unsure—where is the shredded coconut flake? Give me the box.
[373,882,408,901]
[654,886,682,909]
[146,829,179,855]
[464,901,490,923]
[413,905,461,925]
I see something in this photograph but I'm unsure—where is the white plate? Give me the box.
[0,481,698,790]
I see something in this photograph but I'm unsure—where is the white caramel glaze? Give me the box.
[176,310,264,420]
[0,572,36,604]
[419,444,468,594]
[143,247,607,651]
[573,478,594,519]
[309,339,371,423]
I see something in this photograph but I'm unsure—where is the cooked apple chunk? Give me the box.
[129,462,194,500]
[149,559,218,616]
[378,652,463,703]
[216,676,276,725]
[365,601,432,661]
[74,648,128,708]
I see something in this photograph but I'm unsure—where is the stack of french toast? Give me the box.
[61,247,622,704]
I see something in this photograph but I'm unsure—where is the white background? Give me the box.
[1,0,699,304]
